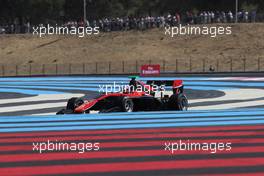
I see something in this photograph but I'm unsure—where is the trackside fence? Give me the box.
[0,57,264,77]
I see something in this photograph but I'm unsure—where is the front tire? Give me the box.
[57,98,85,115]
[66,98,84,112]
[56,109,66,115]
[56,109,75,115]
[67,98,78,110]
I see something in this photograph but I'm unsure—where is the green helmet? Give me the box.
[128,76,139,80]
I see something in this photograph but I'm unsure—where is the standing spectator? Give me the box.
[221,11,227,23]
[251,10,257,22]
[26,22,30,33]
[208,11,212,23]
[98,19,104,31]
[85,20,90,27]
[238,11,243,22]
[160,16,165,28]
[176,13,181,24]
[156,16,161,28]
[228,11,233,23]
[92,20,97,28]
[139,17,145,30]
[200,12,204,24]
[204,11,208,23]
[172,16,177,26]
[211,11,215,23]
[215,11,221,23]
[187,11,194,24]
[243,11,249,22]
[124,17,129,30]
[130,17,137,29]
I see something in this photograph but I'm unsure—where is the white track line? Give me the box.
[0,102,66,113]
[0,94,84,105]
[190,88,264,110]
[2,87,264,114]
[0,93,84,114]
[209,77,264,81]
[30,113,55,116]
[190,89,264,104]
[191,99,264,110]
[31,110,99,116]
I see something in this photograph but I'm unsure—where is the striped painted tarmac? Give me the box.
[0,120,263,175]
[0,76,264,175]
[1,109,264,133]
[0,76,264,115]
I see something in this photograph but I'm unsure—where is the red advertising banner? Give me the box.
[140,64,160,76]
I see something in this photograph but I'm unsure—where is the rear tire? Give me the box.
[168,94,188,111]
[121,97,134,112]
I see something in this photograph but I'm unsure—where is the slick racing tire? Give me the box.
[56,109,66,115]
[121,97,134,112]
[168,94,188,111]
[66,98,84,111]
[66,98,78,110]
[56,109,74,115]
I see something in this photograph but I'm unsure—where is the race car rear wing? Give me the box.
[146,80,183,88]
[146,80,184,94]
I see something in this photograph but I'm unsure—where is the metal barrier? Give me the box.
[0,57,263,77]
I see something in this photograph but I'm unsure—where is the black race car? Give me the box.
[57,78,188,114]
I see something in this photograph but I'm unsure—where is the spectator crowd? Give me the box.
[0,10,261,34]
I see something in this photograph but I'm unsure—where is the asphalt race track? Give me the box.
[0,76,264,176]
